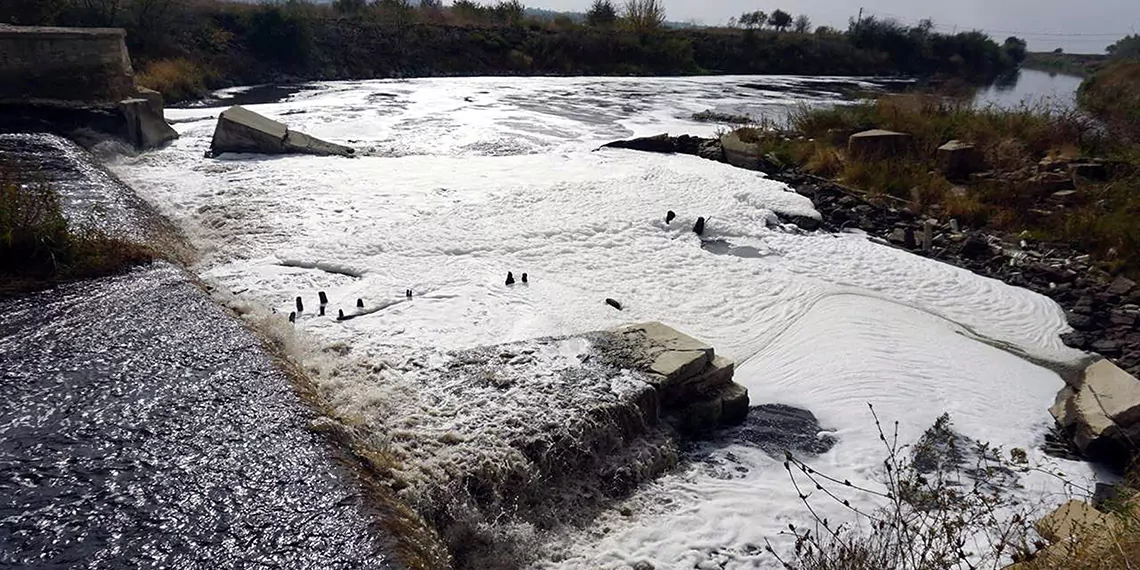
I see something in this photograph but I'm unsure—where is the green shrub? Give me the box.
[0,170,152,294]
[1079,60,1140,145]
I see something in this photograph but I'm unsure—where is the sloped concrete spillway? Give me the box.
[0,134,399,569]
[0,264,399,569]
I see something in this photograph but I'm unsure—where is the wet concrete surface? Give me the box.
[0,262,398,569]
[0,134,175,246]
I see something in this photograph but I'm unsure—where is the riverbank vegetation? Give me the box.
[0,168,152,295]
[1023,52,1107,77]
[732,54,1140,278]
[2,0,1026,103]
[774,409,1140,569]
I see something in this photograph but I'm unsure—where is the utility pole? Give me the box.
[855,7,863,31]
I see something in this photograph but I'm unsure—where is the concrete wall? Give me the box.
[0,25,135,104]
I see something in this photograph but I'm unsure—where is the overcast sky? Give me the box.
[530,0,1140,53]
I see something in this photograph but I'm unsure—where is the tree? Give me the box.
[793,14,811,34]
[623,0,665,32]
[373,0,416,28]
[1106,34,1140,59]
[0,0,67,25]
[451,0,487,23]
[739,10,767,30]
[1002,36,1028,64]
[491,0,524,26]
[333,0,366,14]
[769,9,792,32]
[586,0,617,27]
[418,0,444,22]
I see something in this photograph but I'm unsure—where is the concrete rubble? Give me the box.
[209,105,354,157]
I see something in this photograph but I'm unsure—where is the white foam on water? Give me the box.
[109,76,1097,569]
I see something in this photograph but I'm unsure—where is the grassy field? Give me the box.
[1023,52,1108,77]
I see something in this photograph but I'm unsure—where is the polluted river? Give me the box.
[4,75,1099,569]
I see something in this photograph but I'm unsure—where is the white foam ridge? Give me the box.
[108,76,1097,569]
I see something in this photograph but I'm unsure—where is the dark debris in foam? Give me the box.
[687,403,838,462]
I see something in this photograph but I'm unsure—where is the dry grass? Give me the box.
[741,92,1140,277]
[1018,470,1140,570]
[1079,60,1140,146]
[788,95,1095,159]
[136,58,219,104]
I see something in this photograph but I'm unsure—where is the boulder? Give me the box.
[209,105,354,157]
[1052,359,1140,469]
[1108,276,1136,296]
[787,214,821,231]
[936,140,984,178]
[118,97,177,149]
[1038,155,1074,173]
[1028,171,1074,193]
[847,129,911,160]
[720,130,763,170]
[697,139,724,162]
[959,235,990,258]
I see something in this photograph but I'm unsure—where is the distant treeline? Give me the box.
[2,0,1029,102]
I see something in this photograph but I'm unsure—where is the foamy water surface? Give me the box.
[109,75,1096,569]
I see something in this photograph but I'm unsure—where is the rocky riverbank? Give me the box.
[604,133,1140,469]
[604,134,1139,380]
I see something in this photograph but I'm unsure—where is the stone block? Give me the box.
[720,130,762,170]
[936,140,984,178]
[209,105,354,157]
[1037,500,1115,543]
[119,97,177,149]
[1085,359,1140,428]
[847,129,911,160]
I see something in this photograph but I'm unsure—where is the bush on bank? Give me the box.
[0,168,152,294]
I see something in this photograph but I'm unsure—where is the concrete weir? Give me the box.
[0,24,177,149]
[367,322,749,567]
